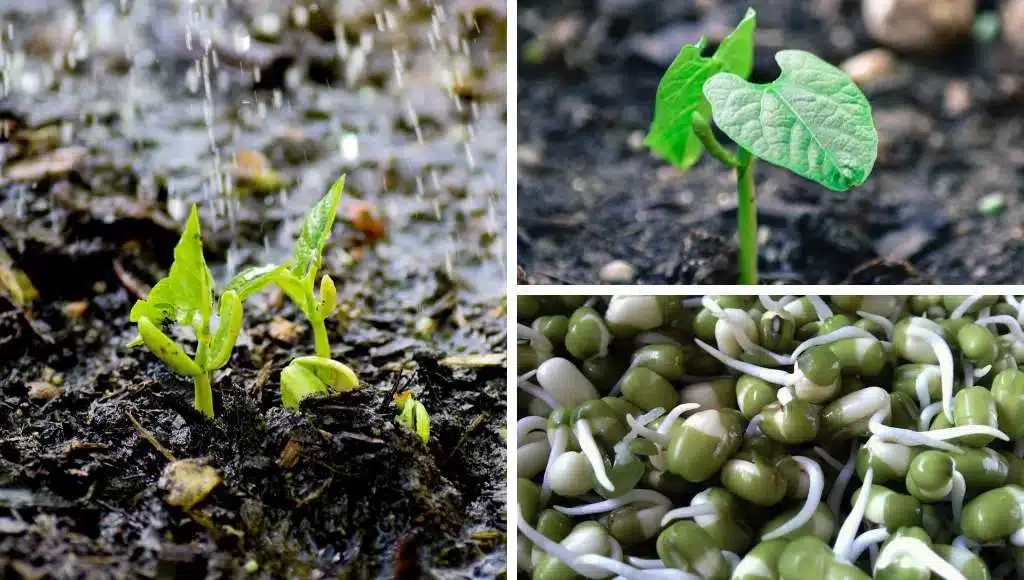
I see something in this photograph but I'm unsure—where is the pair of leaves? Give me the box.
[645,8,756,170]
[225,175,345,315]
[280,355,361,410]
[130,205,243,376]
[396,394,430,445]
[646,9,878,191]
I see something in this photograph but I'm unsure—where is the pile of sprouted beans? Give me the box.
[516,295,1024,580]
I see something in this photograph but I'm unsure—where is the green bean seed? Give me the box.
[737,374,779,419]
[722,453,788,506]
[619,366,678,411]
[631,343,687,381]
[991,369,1024,439]
[519,478,541,525]
[532,315,570,353]
[960,485,1024,542]
[857,438,919,484]
[957,323,999,366]
[732,538,789,580]
[828,337,886,377]
[905,450,955,502]
[851,484,922,530]
[952,386,1000,447]
[792,347,841,403]
[657,520,730,580]
[760,310,796,352]
[532,521,611,580]
[666,409,745,482]
[757,400,821,445]
[778,536,870,580]
[761,503,836,542]
[565,306,611,360]
[518,296,540,322]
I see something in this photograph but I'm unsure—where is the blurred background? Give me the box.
[517,0,1024,285]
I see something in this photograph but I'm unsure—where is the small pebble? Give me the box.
[268,316,301,343]
[27,381,64,401]
[944,80,972,116]
[627,130,645,152]
[862,0,975,53]
[978,192,1006,215]
[599,260,635,284]
[63,300,88,319]
[841,48,896,86]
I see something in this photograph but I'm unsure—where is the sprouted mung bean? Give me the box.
[516,295,1024,580]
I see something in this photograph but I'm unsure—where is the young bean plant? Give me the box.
[224,175,361,408]
[395,390,431,445]
[225,176,345,359]
[646,8,878,284]
[129,206,242,418]
[516,294,1024,580]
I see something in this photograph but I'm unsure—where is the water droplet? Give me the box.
[341,133,359,161]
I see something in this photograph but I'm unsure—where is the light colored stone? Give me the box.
[863,0,976,53]
[599,260,635,284]
[841,48,897,86]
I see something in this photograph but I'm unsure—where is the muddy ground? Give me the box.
[517,0,1024,284]
[0,0,507,578]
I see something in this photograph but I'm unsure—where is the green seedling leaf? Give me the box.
[644,39,718,169]
[138,316,202,376]
[413,401,430,444]
[207,290,243,371]
[712,8,756,79]
[395,395,430,445]
[290,175,345,281]
[291,356,360,392]
[280,355,361,410]
[703,50,878,191]
[280,363,327,409]
[225,264,287,301]
[645,10,757,170]
[130,205,214,327]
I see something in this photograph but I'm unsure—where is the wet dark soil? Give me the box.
[517,0,1024,284]
[0,0,506,577]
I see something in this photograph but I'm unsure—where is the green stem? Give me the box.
[736,148,758,285]
[193,372,214,418]
[193,331,214,418]
[311,315,330,358]
[692,112,740,168]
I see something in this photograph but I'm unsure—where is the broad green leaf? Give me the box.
[703,50,878,191]
[644,38,720,169]
[713,8,756,79]
[290,175,345,281]
[130,205,214,327]
[207,290,243,371]
[225,264,287,301]
[413,401,430,444]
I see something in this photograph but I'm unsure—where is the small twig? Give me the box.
[112,258,150,299]
[126,410,176,462]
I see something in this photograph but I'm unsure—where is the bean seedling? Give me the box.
[517,294,1024,580]
[395,391,431,445]
[225,175,345,359]
[129,206,242,418]
[646,8,878,284]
